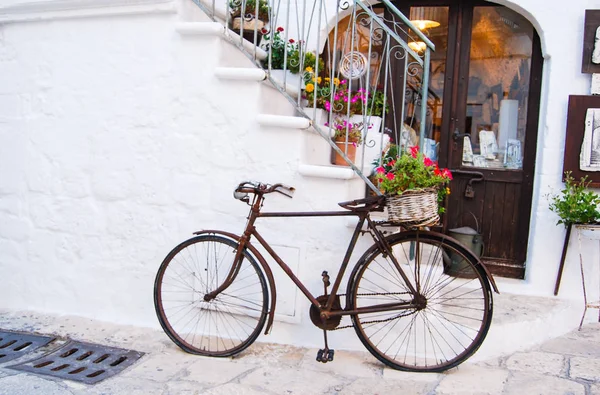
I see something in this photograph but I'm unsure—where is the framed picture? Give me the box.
[563,95,600,186]
[581,9,600,74]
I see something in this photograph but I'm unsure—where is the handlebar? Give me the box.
[233,181,295,202]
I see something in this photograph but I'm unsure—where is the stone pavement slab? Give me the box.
[505,351,566,376]
[0,310,598,395]
[503,372,585,395]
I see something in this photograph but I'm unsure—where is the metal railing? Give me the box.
[190,0,433,194]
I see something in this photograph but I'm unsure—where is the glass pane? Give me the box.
[461,6,533,170]
[404,7,449,162]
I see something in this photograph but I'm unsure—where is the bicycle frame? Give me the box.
[203,192,420,323]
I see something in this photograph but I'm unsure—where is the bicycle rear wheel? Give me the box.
[346,230,493,372]
[154,235,268,357]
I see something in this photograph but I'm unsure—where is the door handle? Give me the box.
[452,128,471,141]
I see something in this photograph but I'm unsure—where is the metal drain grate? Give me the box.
[8,340,144,384]
[0,330,55,363]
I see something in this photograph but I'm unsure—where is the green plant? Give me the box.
[375,145,452,212]
[229,0,270,22]
[366,90,390,117]
[548,172,600,225]
[287,51,325,75]
[327,117,363,144]
[261,27,296,70]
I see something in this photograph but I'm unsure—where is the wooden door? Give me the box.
[396,1,543,278]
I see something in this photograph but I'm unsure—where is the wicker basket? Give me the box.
[386,188,440,227]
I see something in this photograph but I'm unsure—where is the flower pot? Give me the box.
[332,140,357,166]
[386,188,439,227]
[270,69,303,91]
[231,17,265,45]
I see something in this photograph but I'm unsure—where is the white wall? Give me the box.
[0,0,599,351]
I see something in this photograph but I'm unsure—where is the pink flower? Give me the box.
[324,101,331,111]
[386,172,395,180]
[423,157,433,167]
[388,160,396,167]
[376,166,385,174]
[277,26,284,32]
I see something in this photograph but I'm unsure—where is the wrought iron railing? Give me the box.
[190,0,433,194]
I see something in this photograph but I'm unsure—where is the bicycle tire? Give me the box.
[154,234,268,357]
[346,230,493,372]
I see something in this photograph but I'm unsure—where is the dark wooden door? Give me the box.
[397,1,543,278]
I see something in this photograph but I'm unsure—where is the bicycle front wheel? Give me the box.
[154,235,268,357]
[346,230,493,372]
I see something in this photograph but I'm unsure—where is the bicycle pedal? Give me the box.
[316,349,334,363]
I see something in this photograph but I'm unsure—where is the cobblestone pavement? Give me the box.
[0,310,599,395]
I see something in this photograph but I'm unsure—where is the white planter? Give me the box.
[302,107,329,126]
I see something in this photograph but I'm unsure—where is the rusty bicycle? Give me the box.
[154,181,498,372]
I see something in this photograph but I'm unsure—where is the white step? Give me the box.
[175,21,224,36]
[256,114,310,129]
[176,22,268,61]
[298,164,356,180]
[215,67,266,81]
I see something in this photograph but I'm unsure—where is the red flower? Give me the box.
[423,157,433,167]
[261,28,268,34]
[289,39,295,43]
[376,166,385,174]
[388,160,396,167]
[434,166,442,176]
[277,26,284,32]
[410,146,419,158]
[386,172,395,180]
[442,168,453,180]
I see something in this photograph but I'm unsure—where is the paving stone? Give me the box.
[340,377,436,394]
[435,365,508,395]
[570,357,600,382]
[240,366,348,394]
[505,351,565,376]
[564,323,600,343]
[230,342,305,368]
[202,383,274,395]
[298,348,382,378]
[0,373,71,395]
[119,352,198,382]
[540,337,600,358]
[503,372,585,395]
[71,376,165,395]
[382,367,442,383]
[182,357,256,385]
[162,379,209,395]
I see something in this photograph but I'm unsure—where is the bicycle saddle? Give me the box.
[338,195,386,212]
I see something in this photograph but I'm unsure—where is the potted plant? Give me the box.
[374,145,452,226]
[229,0,270,44]
[548,172,600,226]
[302,71,338,126]
[328,117,363,166]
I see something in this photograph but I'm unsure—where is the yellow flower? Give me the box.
[305,83,315,93]
[334,78,340,86]
[305,66,314,73]
[317,77,322,84]
[325,77,330,82]
[446,187,451,195]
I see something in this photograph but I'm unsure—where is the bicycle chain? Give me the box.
[331,291,416,331]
